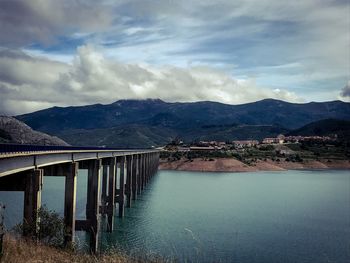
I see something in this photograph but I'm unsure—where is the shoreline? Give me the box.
[159,158,350,173]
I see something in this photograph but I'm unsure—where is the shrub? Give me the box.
[294,154,303,162]
[259,145,274,151]
[232,153,242,161]
[14,206,64,247]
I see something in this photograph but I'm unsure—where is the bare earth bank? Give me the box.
[159,158,350,172]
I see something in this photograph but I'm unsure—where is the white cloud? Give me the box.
[0,0,348,113]
[0,46,303,115]
[88,0,348,100]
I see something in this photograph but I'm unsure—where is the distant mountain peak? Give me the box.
[113,98,165,104]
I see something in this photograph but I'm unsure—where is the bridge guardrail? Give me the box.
[0,144,156,156]
[0,144,118,154]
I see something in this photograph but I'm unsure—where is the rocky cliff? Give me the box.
[0,116,69,146]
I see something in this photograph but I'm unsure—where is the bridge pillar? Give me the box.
[149,153,152,177]
[145,154,148,185]
[132,154,138,200]
[145,154,147,187]
[149,153,154,179]
[125,155,133,208]
[107,157,116,232]
[86,159,101,254]
[155,153,158,174]
[137,155,142,195]
[156,153,159,173]
[150,153,152,181]
[118,156,125,218]
[152,153,158,176]
[147,153,151,183]
[101,165,108,207]
[151,153,154,177]
[23,169,43,238]
[143,154,146,189]
[139,154,144,194]
[144,154,147,185]
[63,162,78,247]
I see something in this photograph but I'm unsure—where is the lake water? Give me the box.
[1,170,349,263]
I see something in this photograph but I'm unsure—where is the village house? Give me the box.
[232,140,259,149]
[283,136,303,143]
[263,134,335,145]
[190,146,216,151]
[177,146,190,152]
[262,137,277,144]
[277,134,285,144]
[198,141,210,146]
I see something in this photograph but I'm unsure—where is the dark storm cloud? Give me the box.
[340,82,350,98]
[0,0,112,47]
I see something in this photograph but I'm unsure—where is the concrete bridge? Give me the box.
[0,144,160,253]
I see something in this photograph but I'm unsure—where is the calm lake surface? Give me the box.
[1,170,349,263]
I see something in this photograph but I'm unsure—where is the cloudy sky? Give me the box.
[0,0,349,115]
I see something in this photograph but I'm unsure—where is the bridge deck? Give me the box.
[0,144,159,177]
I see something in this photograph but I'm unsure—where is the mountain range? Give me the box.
[16,99,350,147]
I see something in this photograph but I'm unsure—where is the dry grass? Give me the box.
[1,235,166,263]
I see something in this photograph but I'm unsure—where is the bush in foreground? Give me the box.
[13,205,64,247]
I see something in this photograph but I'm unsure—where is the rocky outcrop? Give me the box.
[0,116,69,146]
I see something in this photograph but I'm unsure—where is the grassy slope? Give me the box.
[1,236,165,263]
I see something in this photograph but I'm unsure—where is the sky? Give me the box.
[0,0,349,115]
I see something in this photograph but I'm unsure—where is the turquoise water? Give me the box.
[1,170,349,262]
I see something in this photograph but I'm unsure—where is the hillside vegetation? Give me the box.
[287,119,350,141]
[16,99,350,147]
